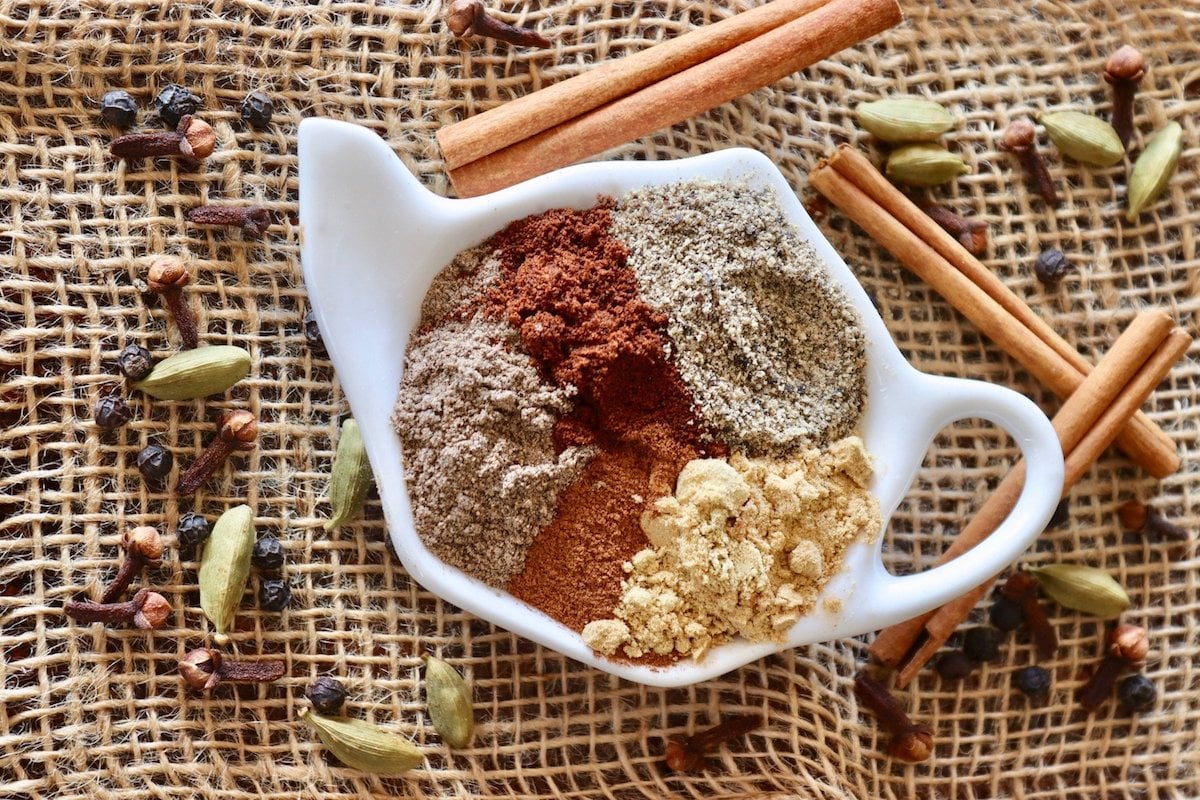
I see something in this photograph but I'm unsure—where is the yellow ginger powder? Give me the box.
[581,436,881,660]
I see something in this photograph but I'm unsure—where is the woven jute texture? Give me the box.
[1,1,1198,798]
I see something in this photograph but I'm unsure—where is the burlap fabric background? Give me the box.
[1,1,1197,798]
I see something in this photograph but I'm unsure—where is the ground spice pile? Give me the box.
[612,181,867,454]
[483,204,724,630]
[582,437,881,660]
[392,247,594,588]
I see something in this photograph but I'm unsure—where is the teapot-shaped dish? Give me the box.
[298,118,1063,687]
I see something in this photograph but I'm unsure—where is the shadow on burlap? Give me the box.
[0,1,1197,798]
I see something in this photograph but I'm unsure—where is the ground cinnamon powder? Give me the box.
[487,203,724,630]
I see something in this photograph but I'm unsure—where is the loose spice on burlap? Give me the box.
[487,204,725,630]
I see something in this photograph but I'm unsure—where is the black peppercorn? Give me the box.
[1014,665,1052,698]
[176,512,211,550]
[100,90,139,128]
[935,650,974,681]
[136,443,174,482]
[1033,249,1072,285]
[303,310,325,353]
[241,90,274,129]
[116,344,154,381]
[963,627,1001,662]
[258,578,291,612]
[94,395,133,431]
[307,676,348,715]
[155,83,202,127]
[1117,674,1157,711]
[252,536,285,572]
[989,597,1024,632]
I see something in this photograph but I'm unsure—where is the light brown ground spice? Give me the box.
[393,248,593,588]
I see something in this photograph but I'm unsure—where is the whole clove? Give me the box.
[1118,499,1188,542]
[178,647,286,691]
[147,256,200,349]
[100,526,165,603]
[1103,45,1145,150]
[853,673,932,762]
[917,200,988,256]
[1001,119,1058,206]
[1078,624,1148,712]
[187,204,272,237]
[64,588,172,630]
[445,0,551,48]
[1000,571,1058,658]
[176,410,257,495]
[663,713,765,772]
[111,115,215,162]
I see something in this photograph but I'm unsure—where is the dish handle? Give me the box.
[868,374,1064,620]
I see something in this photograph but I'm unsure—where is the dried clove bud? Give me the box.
[1078,624,1148,712]
[663,713,765,772]
[1118,499,1189,542]
[1001,119,1058,206]
[446,0,551,48]
[853,673,932,762]
[177,410,258,495]
[187,204,272,237]
[916,199,988,255]
[64,587,172,630]
[111,115,216,162]
[178,646,286,692]
[100,526,165,603]
[1000,571,1058,658]
[1103,45,1145,150]
[1109,623,1150,663]
[147,256,200,349]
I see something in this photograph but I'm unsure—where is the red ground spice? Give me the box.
[485,203,723,632]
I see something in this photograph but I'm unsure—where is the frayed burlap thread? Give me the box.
[1,1,1198,798]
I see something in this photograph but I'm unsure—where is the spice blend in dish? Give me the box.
[393,179,878,662]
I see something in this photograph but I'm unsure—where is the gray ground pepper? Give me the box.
[611,180,867,454]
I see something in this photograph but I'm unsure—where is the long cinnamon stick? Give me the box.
[448,0,902,197]
[870,311,1174,670]
[889,327,1191,687]
[809,153,1179,478]
[438,0,833,171]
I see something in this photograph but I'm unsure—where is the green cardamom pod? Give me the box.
[884,144,970,187]
[300,708,423,775]
[199,504,255,644]
[856,97,955,142]
[1038,111,1124,167]
[1031,564,1130,617]
[423,655,474,749]
[133,345,251,401]
[324,418,372,531]
[1126,121,1183,221]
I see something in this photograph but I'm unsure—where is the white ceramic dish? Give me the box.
[298,118,1064,688]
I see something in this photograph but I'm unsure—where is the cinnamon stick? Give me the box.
[870,310,1174,671]
[887,326,1191,687]
[809,149,1179,478]
[448,0,902,197]
[438,0,833,171]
